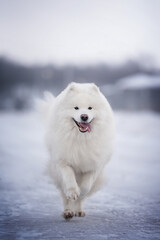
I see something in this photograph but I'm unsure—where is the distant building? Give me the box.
[102,74,160,111]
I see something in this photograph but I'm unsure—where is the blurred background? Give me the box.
[0,0,160,111]
[0,1,160,239]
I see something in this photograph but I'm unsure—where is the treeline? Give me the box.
[0,57,157,93]
[0,57,158,110]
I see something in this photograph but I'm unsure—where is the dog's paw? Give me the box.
[75,211,86,217]
[63,209,74,220]
[66,187,80,201]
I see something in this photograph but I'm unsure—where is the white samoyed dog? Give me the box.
[38,82,115,219]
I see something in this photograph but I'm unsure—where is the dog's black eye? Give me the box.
[74,106,79,110]
[88,107,92,110]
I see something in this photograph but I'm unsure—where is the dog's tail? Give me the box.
[35,91,55,125]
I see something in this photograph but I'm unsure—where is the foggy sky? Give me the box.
[0,0,160,65]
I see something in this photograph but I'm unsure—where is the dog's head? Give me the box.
[60,82,108,134]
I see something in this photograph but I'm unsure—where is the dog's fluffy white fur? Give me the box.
[38,82,115,219]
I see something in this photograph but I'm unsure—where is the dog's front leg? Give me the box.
[59,165,80,201]
[79,171,98,198]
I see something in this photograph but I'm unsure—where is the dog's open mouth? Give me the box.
[73,119,91,133]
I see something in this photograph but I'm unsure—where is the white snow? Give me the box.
[0,111,160,239]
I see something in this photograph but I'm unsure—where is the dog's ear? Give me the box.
[68,82,77,91]
[91,83,100,93]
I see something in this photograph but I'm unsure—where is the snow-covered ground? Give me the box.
[0,111,160,240]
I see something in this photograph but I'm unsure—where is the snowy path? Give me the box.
[0,111,160,240]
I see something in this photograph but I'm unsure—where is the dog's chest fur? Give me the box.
[60,134,106,173]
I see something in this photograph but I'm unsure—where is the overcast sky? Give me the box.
[0,0,160,65]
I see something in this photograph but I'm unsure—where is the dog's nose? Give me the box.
[81,114,88,122]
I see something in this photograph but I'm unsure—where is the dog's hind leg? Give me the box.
[74,200,86,217]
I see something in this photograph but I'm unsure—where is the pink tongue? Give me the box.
[79,123,91,132]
